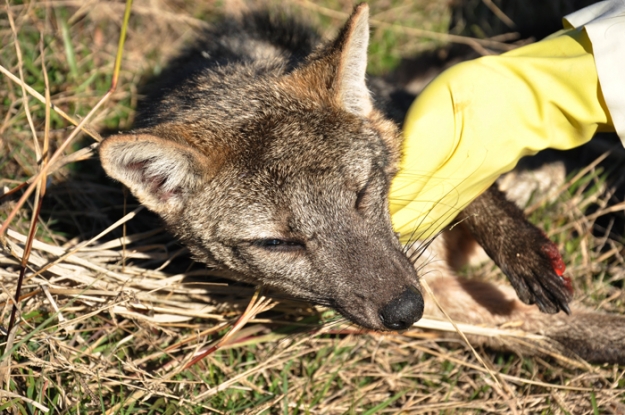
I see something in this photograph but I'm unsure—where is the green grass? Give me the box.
[1,1,624,414]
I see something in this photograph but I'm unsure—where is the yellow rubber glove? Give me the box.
[390,28,614,243]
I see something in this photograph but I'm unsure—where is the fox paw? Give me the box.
[463,187,573,315]
[499,232,573,315]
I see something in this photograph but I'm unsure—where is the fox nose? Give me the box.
[379,288,424,330]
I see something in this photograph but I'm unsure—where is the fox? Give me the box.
[99,4,625,364]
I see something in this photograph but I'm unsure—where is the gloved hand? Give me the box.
[390,27,613,243]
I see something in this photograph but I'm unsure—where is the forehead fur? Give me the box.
[151,69,396,173]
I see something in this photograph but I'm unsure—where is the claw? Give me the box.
[561,300,571,315]
[540,295,559,314]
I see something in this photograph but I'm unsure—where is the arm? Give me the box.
[390,27,615,242]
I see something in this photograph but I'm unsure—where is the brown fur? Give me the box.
[101,4,423,331]
[419,235,625,363]
[99,4,625,363]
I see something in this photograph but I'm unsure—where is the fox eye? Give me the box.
[254,239,305,252]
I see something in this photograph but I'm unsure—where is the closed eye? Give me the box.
[253,239,305,253]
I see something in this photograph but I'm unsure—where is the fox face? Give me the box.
[100,4,424,331]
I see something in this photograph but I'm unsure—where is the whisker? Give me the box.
[392,149,491,255]
[408,231,443,265]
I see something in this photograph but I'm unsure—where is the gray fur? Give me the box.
[100,4,625,362]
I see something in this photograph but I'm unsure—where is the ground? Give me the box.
[0,0,624,413]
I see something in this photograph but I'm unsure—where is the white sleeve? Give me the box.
[565,0,625,143]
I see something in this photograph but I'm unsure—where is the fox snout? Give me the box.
[322,235,425,331]
[378,287,424,330]
[336,279,424,331]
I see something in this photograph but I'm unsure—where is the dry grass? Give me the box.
[1,0,624,413]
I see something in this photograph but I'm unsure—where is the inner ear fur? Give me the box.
[333,3,372,116]
[289,3,373,117]
[99,134,209,215]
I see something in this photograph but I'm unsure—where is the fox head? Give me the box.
[100,4,424,331]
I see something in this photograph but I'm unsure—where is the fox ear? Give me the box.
[330,3,372,116]
[99,134,208,215]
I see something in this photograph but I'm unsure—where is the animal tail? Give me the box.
[418,238,625,365]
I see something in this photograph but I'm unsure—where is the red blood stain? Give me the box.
[541,242,573,294]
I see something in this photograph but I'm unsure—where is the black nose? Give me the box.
[379,288,424,331]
